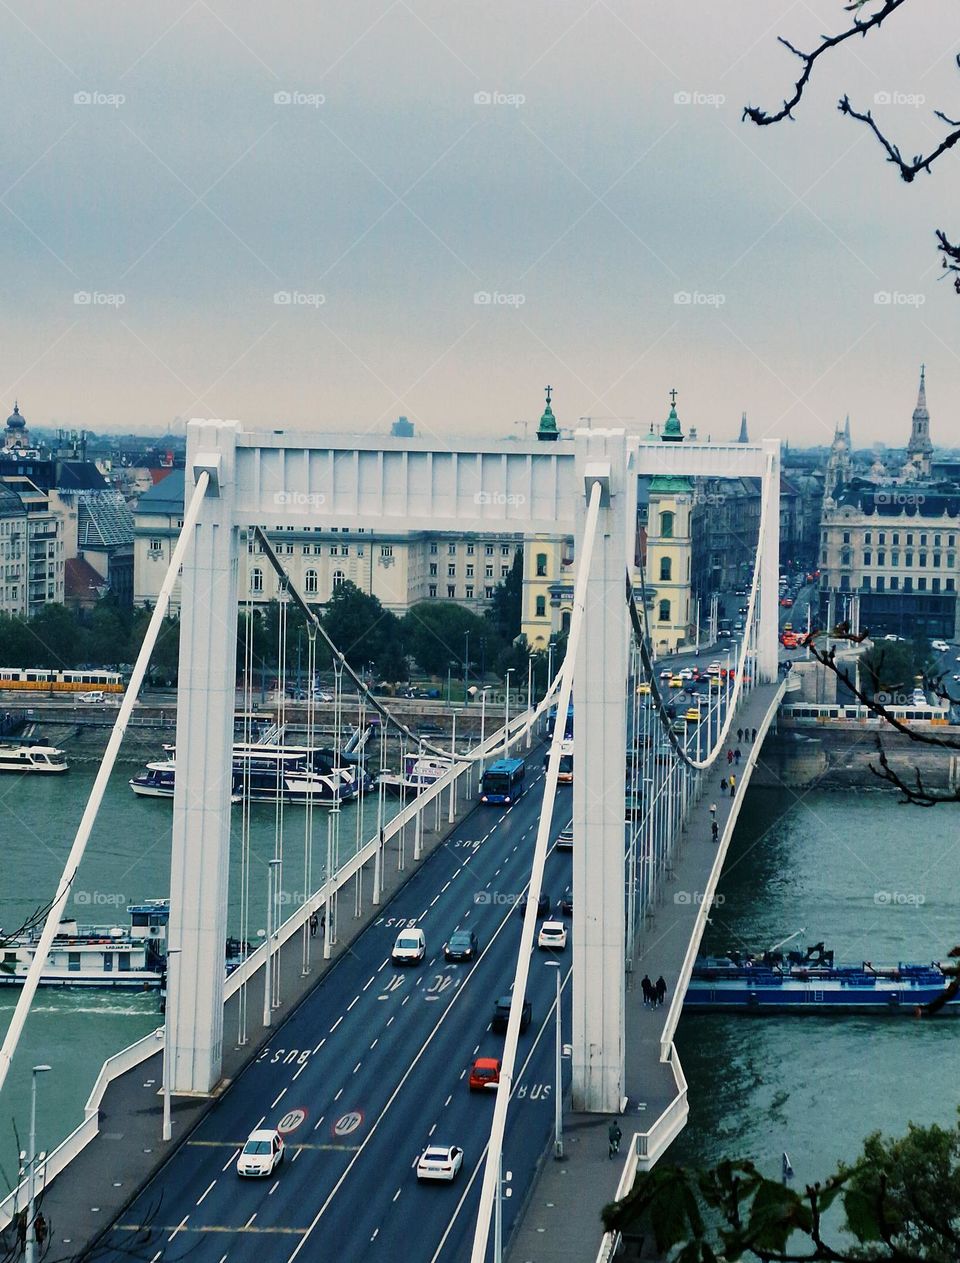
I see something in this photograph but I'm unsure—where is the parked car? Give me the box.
[491,994,531,1033]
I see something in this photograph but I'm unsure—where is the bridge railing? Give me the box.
[0,714,529,1233]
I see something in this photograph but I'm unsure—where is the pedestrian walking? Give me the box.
[752,727,757,742]
[309,912,318,938]
[641,974,653,1007]
[655,975,667,1005]
[729,774,736,794]
[737,727,743,743]
[608,1119,623,1159]
[726,749,733,765]
[711,820,719,842]
[734,748,741,765]
[709,801,717,820]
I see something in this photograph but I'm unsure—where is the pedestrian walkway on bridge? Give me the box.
[508,681,784,1263]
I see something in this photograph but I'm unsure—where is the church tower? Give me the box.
[645,390,694,653]
[905,365,932,477]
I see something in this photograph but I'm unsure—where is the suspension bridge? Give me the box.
[0,421,783,1262]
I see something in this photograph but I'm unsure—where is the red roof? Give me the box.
[65,556,107,601]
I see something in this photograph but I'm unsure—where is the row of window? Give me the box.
[430,563,510,579]
[836,575,956,593]
[851,551,956,569]
[838,530,957,547]
[427,584,494,599]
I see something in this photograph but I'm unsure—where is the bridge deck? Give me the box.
[508,682,783,1263]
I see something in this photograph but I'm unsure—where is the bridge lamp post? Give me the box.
[525,653,533,749]
[464,630,470,704]
[263,858,281,1025]
[545,960,563,1158]
[504,669,515,751]
[448,715,459,824]
[494,1147,512,1263]
[161,947,182,1141]
[24,1063,50,1263]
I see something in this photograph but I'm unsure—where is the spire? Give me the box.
[844,414,851,446]
[662,388,683,442]
[738,411,749,443]
[907,363,932,462]
[536,383,559,442]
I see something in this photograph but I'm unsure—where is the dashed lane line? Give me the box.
[196,1180,217,1206]
[118,1223,307,1236]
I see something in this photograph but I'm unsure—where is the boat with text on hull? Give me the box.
[686,940,959,1013]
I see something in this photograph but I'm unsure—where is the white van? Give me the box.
[78,691,105,704]
[391,928,425,965]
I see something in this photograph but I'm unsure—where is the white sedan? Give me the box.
[236,1128,285,1177]
[678,667,694,681]
[417,1144,464,1182]
[537,920,568,951]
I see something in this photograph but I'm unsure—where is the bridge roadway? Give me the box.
[508,681,784,1263]
[93,766,573,1263]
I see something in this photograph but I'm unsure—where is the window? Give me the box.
[285,544,294,555]
[430,542,438,555]
[919,553,927,567]
[935,534,942,547]
[305,569,318,595]
[429,563,438,576]
[890,577,900,591]
[149,537,162,552]
[658,599,671,622]
[877,551,885,566]
[864,531,872,545]
[429,583,438,597]
[842,531,851,544]
[485,565,494,578]
[891,552,899,567]
[501,565,509,577]
[502,545,511,556]
[250,568,263,594]
[950,554,956,568]
[878,532,886,545]
[920,534,927,546]
[68,952,81,972]
[448,564,456,577]
[466,563,474,578]
[903,577,913,592]
[302,545,310,555]
[863,551,872,567]
[561,610,571,633]
[340,546,348,556]
[485,585,494,598]
[933,577,941,593]
[466,543,475,555]
[918,578,927,591]
[906,533,913,546]
[876,576,885,592]
[485,544,494,556]
[861,577,871,591]
[381,545,393,558]
[659,556,672,581]
[839,575,850,592]
[660,511,674,538]
[934,553,941,567]
[947,578,955,592]
[313,544,322,555]
[330,546,337,556]
[535,595,546,617]
[536,552,547,577]
[905,553,913,567]
[448,544,456,556]
[332,570,345,587]
[892,533,900,546]
[465,585,474,599]
[447,584,456,598]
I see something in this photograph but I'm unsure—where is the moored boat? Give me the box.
[0,741,68,774]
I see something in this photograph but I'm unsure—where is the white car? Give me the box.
[391,927,426,964]
[78,690,106,704]
[706,663,722,677]
[659,668,672,680]
[417,1144,464,1182]
[236,1128,284,1177]
[537,920,568,951]
[931,640,950,653]
[678,667,693,681]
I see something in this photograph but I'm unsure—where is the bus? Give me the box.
[480,757,526,805]
[546,703,573,740]
[557,740,574,785]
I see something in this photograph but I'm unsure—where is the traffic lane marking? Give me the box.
[187,1140,362,1152]
[116,1222,309,1235]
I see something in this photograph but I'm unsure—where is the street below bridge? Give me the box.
[95,766,573,1263]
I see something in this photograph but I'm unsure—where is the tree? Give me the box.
[484,548,523,645]
[403,602,491,677]
[744,0,960,290]
[603,1113,960,1262]
[22,604,88,668]
[859,640,921,701]
[321,581,400,671]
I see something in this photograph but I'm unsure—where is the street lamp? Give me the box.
[504,669,515,752]
[545,962,563,1159]
[25,1064,51,1263]
[547,637,555,698]
[263,857,282,1027]
[464,630,470,703]
[448,712,459,824]
[161,946,182,1141]
[526,653,534,749]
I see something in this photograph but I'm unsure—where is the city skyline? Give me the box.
[1,3,957,442]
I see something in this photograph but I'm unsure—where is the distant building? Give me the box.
[390,416,415,438]
[644,393,694,653]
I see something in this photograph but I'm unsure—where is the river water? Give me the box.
[0,758,402,1186]
[673,785,960,1191]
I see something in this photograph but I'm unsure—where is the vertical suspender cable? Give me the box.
[0,471,211,1099]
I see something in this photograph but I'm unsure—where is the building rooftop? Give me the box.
[78,491,135,549]
[136,469,185,515]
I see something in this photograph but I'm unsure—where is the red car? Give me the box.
[780,597,793,608]
[469,1057,501,1091]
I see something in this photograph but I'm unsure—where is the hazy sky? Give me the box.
[1,1,957,448]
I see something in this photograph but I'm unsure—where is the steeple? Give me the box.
[737,412,749,443]
[844,413,851,447]
[662,388,683,442]
[536,384,559,442]
[906,363,932,474]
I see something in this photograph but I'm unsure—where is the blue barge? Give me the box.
[686,942,959,1013]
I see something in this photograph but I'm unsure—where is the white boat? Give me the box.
[131,744,368,805]
[0,901,170,989]
[0,741,68,774]
[130,760,242,803]
[376,753,453,795]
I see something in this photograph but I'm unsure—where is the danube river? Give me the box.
[0,757,399,1185]
[674,786,960,1187]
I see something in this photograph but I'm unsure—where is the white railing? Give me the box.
[0,713,530,1232]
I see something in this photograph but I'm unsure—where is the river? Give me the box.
[674,785,960,1193]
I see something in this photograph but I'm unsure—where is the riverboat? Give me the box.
[0,741,68,774]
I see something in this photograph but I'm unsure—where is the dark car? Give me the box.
[518,891,550,918]
[559,886,573,917]
[444,928,479,962]
[492,993,532,1034]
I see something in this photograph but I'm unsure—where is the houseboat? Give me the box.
[0,741,68,774]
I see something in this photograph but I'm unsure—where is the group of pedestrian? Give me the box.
[309,911,326,938]
[641,974,667,1007]
[736,726,758,743]
[720,773,736,796]
[726,747,743,765]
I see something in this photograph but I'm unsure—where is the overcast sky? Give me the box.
[1,0,957,448]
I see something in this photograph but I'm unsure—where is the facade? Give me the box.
[818,369,959,638]
[520,533,574,650]
[645,396,694,652]
[134,470,522,614]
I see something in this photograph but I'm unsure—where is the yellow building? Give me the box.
[521,533,574,649]
[644,395,693,653]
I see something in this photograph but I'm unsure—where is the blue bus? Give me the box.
[480,757,526,805]
[546,703,574,740]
